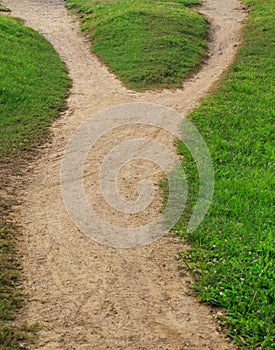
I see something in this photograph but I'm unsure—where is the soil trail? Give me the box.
[3,0,246,349]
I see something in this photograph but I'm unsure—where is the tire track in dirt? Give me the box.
[3,0,246,349]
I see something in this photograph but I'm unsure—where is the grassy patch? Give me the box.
[0,205,38,349]
[0,15,70,157]
[0,14,70,349]
[173,0,275,348]
[65,0,207,90]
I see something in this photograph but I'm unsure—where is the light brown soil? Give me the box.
[3,0,247,349]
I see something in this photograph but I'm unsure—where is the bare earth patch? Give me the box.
[3,0,247,349]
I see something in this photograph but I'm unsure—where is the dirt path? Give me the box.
[4,0,246,349]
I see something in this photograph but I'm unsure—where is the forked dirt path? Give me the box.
[4,0,246,349]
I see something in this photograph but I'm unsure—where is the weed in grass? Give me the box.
[0,5,10,12]
[65,0,207,90]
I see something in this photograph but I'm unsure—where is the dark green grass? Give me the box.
[0,209,39,349]
[65,0,207,90]
[171,0,275,348]
[0,14,70,349]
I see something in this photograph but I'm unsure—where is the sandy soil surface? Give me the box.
[3,0,246,349]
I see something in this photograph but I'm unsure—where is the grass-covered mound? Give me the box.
[174,0,275,348]
[0,15,70,157]
[65,0,207,90]
[0,13,70,349]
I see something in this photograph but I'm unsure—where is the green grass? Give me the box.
[65,0,208,90]
[0,14,70,349]
[0,15,70,157]
[172,0,275,348]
